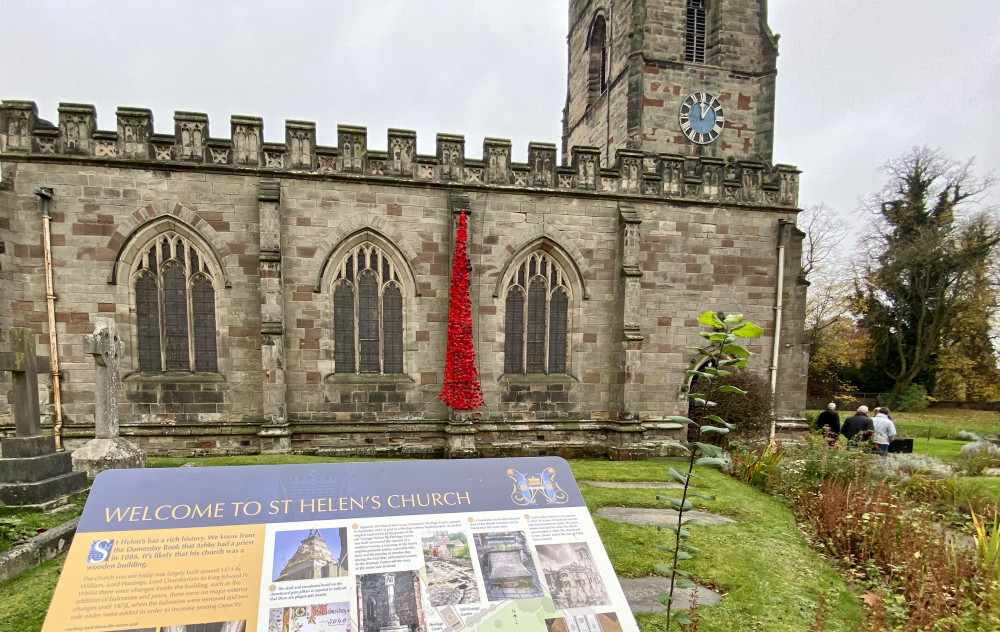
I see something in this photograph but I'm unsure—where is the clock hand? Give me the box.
[700,102,709,118]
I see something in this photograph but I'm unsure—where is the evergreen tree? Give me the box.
[856,148,1000,397]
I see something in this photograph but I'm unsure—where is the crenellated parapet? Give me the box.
[0,101,800,207]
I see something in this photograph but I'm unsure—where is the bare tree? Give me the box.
[798,204,852,344]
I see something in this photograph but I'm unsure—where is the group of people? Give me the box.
[817,403,897,456]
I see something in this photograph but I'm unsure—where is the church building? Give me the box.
[0,0,807,457]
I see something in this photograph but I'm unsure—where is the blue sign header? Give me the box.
[79,457,584,532]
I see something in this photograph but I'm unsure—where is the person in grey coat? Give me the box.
[871,407,897,457]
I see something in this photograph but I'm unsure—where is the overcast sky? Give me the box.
[3,1,999,228]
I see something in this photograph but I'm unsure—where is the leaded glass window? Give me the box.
[132,232,218,373]
[331,243,404,374]
[504,252,571,374]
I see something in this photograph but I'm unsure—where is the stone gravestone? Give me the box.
[0,327,88,506]
[72,318,145,478]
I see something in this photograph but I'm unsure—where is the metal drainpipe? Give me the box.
[33,187,64,452]
[604,1,613,167]
[769,220,791,440]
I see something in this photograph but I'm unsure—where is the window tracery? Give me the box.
[331,242,404,374]
[132,232,218,373]
[504,251,571,374]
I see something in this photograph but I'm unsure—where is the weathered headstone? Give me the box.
[0,327,88,506]
[72,318,146,478]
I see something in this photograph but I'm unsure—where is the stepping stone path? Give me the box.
[619,576,723,612]
[583,481,684,489]
[584,481,732,612]
[596,506,736,526]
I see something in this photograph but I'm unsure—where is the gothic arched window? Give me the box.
[504,251,571,374]
[587,14,608,106]
[331,242,404,374]
[133,232,218,373]
[685,0,707,63]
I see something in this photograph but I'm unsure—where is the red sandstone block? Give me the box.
[98,303,115,312]
[583,333,597,343]
[583,372,601,384]
[306,371,321,384]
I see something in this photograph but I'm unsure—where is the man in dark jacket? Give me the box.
[817,402,840,442]
[842,406,874,445]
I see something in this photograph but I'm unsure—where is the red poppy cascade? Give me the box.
[439,211,484,410]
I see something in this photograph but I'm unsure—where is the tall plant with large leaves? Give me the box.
[658,310,763,628]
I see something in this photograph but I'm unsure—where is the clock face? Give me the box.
[679,91,725,145]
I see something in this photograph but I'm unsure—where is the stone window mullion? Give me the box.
[331,240,404,375]
[132,229,219,374]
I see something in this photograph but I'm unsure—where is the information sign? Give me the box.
[43,457,639,632]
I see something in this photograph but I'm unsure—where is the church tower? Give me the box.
[563,0,779,166]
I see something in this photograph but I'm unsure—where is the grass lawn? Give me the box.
[886,409,999,440]
[809,408,999,441]
[570,461,863,632]
[0,553,64,632]
[0,457,864,632]
[911,437,966,463]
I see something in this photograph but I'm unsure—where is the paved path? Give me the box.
[618,576,723,612]
[596,506,736,526]
[582,481,684,489]
[584,481,732,612]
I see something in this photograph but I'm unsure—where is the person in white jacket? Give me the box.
[871,408,897,458]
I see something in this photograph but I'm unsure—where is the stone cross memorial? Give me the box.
[72,318,145,478]
[0,327,88,506]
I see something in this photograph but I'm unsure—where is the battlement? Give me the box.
[0,101,799,207]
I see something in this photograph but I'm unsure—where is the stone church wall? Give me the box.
[0,100,805,457]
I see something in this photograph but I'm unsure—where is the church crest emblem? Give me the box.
[507,467,568,506]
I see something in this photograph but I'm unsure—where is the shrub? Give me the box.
[891,453,954,479]
[729,441,784,492]
[773,432,886,498]
[797,480,977,630]
[957,440,1000,476]
[893,383,929,412]
[804,410,818,429]
[957,430,983,442]
[894,471,958,508]
[689,369,773,443]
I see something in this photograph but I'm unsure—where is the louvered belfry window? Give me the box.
[587,15,608,106]
[133,232,218,373]
[685,0,707,64]
[331,243,404,374]
[504,252,571,374]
